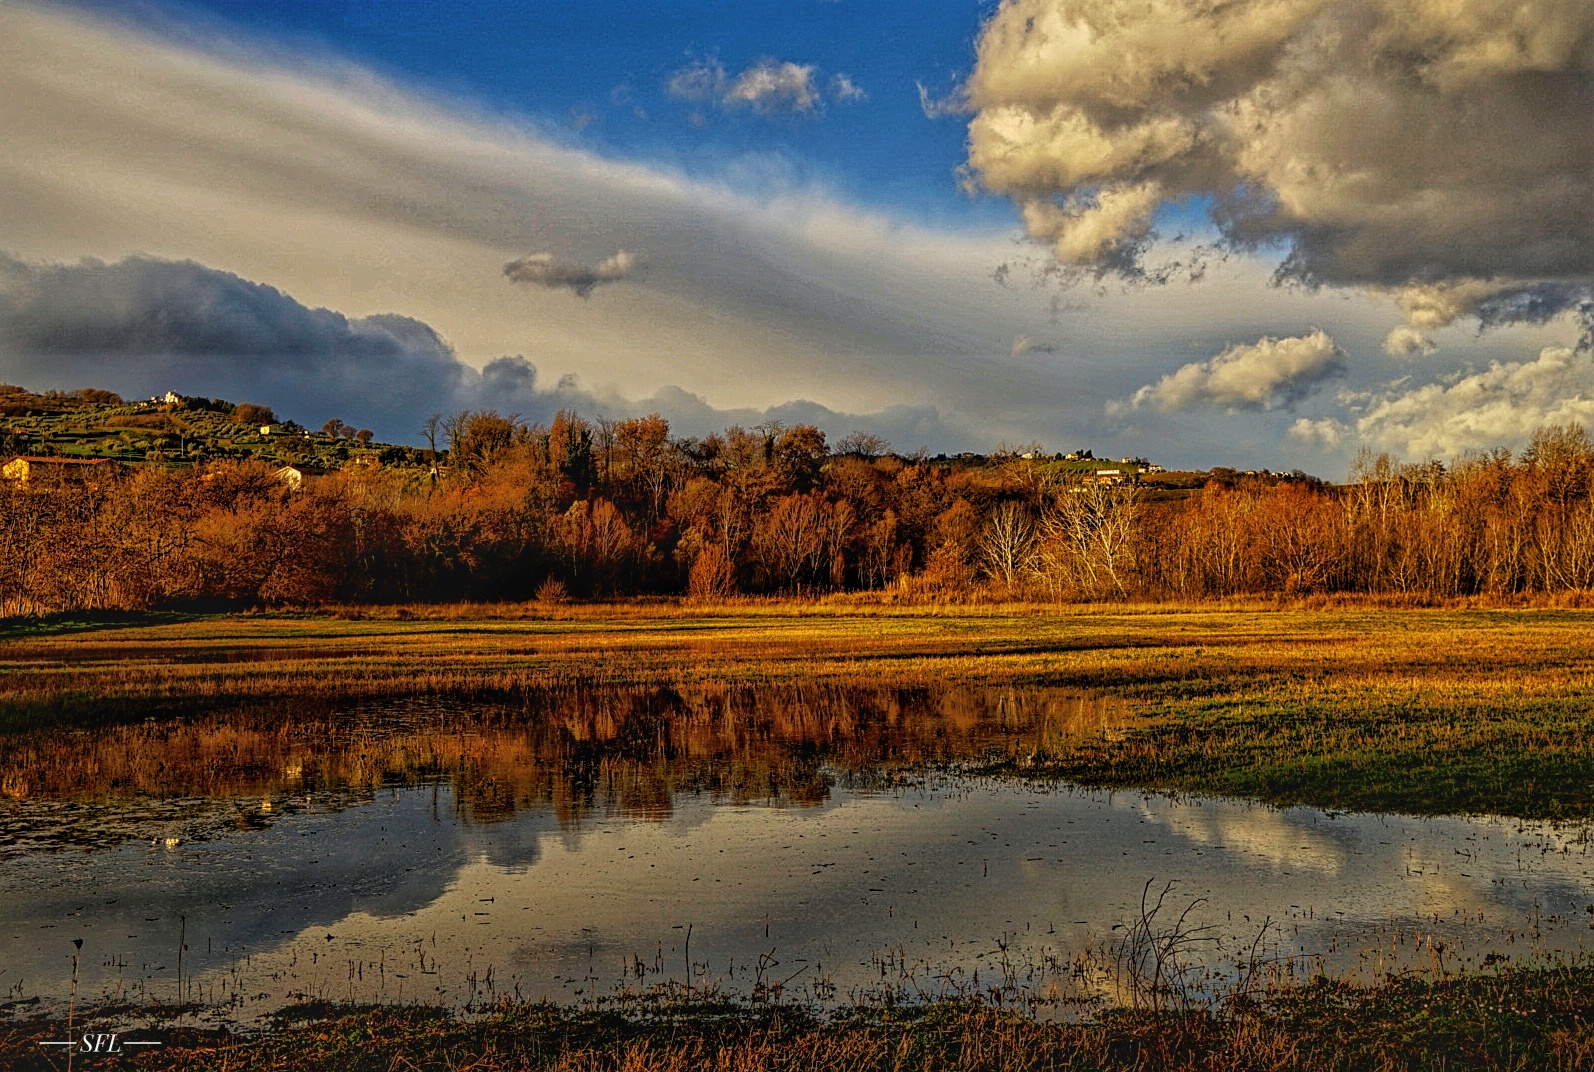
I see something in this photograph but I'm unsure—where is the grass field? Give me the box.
[5,603,1594,1068]
[4,602,1594,818]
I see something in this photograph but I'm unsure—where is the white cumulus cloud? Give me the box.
[1288,417,1347,449]
[1129,329,1345,412]
[1383,325,1438,357]
[1356,341,1594,457]
[962,0,1594,325]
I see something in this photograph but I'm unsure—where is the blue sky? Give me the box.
[1,0,1589,469]
[106,0,1005,226]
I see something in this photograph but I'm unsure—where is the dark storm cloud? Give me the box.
[0,254,535,437]
[0,254,972,451]
[503,250,636,297]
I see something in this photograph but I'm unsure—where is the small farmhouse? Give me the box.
[3,456,116,483]
[273,464,328,490]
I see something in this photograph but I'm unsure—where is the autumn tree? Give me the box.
[234,403,275,426]
[612,414,675,520]
[834,430,890,459]
[445,410,522,473]
[545,410,596,493]
[553,497,640,594]
[773,425,828,492]
[753,492,829,593]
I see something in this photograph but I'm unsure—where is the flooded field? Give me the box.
[2,686,1591,1025]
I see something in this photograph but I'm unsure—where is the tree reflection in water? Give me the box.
[0,685,1124,848]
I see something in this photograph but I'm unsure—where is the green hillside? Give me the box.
[0,384,1237,494]
[0,385,428,470]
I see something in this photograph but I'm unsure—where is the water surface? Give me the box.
[1,686,1589,1023]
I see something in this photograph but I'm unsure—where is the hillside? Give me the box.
[0,384,1278,503]
[0,385,428,470]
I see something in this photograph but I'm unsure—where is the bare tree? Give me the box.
[836,430,890,458]
[1040,480,1140,599]
[860,510,905,589]
[979,500,1038,587]
[421,413,442,460]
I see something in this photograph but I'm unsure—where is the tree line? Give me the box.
[6,410,1594,615]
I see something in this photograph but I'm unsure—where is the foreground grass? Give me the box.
[4,603,1594,817]
[6,965,1594,1071]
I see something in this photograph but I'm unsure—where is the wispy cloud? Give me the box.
[828,73,866,103]
[665,60,725,104]
[667,57,862,115]
[916,81,968,120]
[1010,335,1056,356]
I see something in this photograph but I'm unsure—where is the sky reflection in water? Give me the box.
[1,687,1590,1023]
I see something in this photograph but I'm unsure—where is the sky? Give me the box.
[0,0,1590,473]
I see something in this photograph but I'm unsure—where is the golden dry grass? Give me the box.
[4,602,1594,816]
[1,602,1591,705]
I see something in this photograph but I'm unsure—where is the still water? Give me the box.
[1,686,1590,1023]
